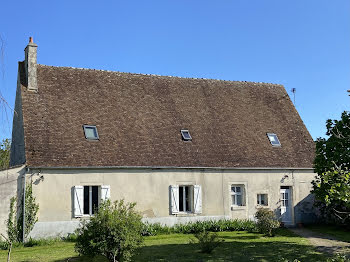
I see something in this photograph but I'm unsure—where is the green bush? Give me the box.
[190,230,224,254]
[141,219,256,236]
[75,199,144,262]
[255,208,280,236]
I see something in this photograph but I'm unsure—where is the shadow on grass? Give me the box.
[47,230,325,262]
[131,240,325,262]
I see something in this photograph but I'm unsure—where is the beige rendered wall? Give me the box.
[0,166,25,238]
[29,168,316,226]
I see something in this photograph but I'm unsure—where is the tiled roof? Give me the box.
[20,64,315,168]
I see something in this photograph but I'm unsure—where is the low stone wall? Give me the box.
[0,166,25,238]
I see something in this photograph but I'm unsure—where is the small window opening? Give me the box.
[181,129,192,141]
[83,186,99,215]
[267,133,281,146]
[257,194,268,206]
[83,125,99,140]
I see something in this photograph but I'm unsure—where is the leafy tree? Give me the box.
[314,111,350,174]
[75,199,144,262]
[313,111,350,226]
[312,168,350,225]
[0,138,10,170]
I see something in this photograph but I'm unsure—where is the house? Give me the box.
[6,38,316,238]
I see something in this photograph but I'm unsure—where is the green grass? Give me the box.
[0,229,326,262]
[305,224,350,243]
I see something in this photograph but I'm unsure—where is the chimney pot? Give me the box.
[29,37,33,43]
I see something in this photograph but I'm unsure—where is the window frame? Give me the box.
[266,133,281,147]
[230,185,243,207]
[180,129,192,141]
[83,125,99,140]
[257,193,269,207]
[83,185,100,216]
[178,185,194,213]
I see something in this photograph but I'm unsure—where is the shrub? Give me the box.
[190,230,224,254]
[141,219,256,236]
[75,199,144,262]
[255,208,280,236]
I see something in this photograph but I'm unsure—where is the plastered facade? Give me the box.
[28,168,316,238]
[0,166,25,238]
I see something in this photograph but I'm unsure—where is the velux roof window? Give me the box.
[181,129,192,141]
[83,125,99,140]
[267,133,281,147]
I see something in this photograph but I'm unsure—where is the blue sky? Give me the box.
[0,0,349,141]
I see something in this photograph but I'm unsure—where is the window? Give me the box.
[230,185,244,206]
[84,186,99,215]
[181,129,192,141]
[73,185,110,217]
[267,133,281,146]
[179,185,193,212]
[257,194,268,206]
[170,185,202,214]
[83,125,99,140]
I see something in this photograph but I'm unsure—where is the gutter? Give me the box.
[26,165,314,171]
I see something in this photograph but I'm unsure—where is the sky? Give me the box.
[0,0,349,142]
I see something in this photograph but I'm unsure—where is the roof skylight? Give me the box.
[267,133,281,147]
[83,125,99,140]
[181,129,192,141]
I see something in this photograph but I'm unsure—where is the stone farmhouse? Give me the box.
[2,38,316,238]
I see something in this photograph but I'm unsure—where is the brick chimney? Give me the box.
[24,37,38,91]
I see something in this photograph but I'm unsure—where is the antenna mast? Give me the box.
[291,88,296,105]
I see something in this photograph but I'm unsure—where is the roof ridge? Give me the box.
[37,64,284,87]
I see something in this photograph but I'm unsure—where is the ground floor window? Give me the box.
[257,194,268,206]
[179,185,193,212]
[84,186,99,215]
[73,185,110,217]
[170,185,202,214]
[230,185,244,206]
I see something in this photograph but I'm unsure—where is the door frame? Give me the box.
[280,186,293,225]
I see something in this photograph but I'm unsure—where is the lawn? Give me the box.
[0,229,326,262]
[305,224,350,243]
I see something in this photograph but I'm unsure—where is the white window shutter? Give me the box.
[170,185,179,214]
[101,185,110,201]
[194,185,202,214]
[74,186,84,217]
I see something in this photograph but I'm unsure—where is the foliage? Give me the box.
[326,254,350,262]
[17,183,39,242]
[75,199,144,262]
[0,138,10,170]
[314,111,350,175]
[142,219,257,236]
[190,230,224,253]
[312,168,350,226]
[5,182,39,243]
[255,208,280,236]
[6,197,17,243]
[313,112,350,226]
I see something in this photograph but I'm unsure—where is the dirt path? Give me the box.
[290,228,350,257]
